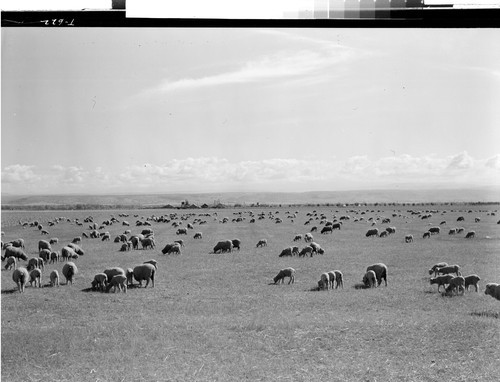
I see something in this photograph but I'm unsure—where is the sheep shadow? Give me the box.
[353,283,370,290]
[1,288,19,295]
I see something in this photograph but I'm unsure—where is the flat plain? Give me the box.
[1,204,500,381]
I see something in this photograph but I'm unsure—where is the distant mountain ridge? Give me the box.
[2,188,499,208]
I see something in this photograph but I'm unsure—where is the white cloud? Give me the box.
[2,153,499,194]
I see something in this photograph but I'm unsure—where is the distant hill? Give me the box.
[2,188,499,209]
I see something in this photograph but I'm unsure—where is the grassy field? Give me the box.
[2,205,500,381]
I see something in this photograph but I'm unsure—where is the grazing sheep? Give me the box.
[293,234,303,242]
[133,264,156,288]
[365,228,379,238]
[126,268,134,286]
[318,273,330,290]
[67,243,84,256]
[4,257,16,270]
[231,239,241,251]
[436,264,461,277]
[428,227,441,235]
[161,243,175,255]
[101,233,111,241]
[213,240,233,254]
[12,267,29,292]
[106,274,128,293]
[304,233,314,243]
[327,271,336,289]
[465,231,476,239]
[430,274,454,292]
[298,246,313,257]
[366,263,388,287]
[273,267,295,284]
[279,247,294,257]
[119,242,131,252]
[333,270,343,289]
[176,228,188,235]
[49,270,60,287]
[405,234,414,243]
[72,237,82,244]
[49,251,59,264]
[423,232,431,239]
[443,276,465,296]
[29,269,42,288]
[484,283,500,300]
[428,262,448,277]
[256,239,268,247]
[62,262,78,285]
[27,257,41,271]
[448,229,457,235]
[379,231,388,238]
[141,237,156,250]
[386,227,396,235]
[91,273,108,291]
[38,240,51,252]
[166,243,181,255]
[4,246,28,262]
[464,274,481,292]
[321,226,333,234]
[174,239,184,247]
[309,242,323,255]
[61,246,77,262]
[194,232,203,239]
[143,259,158,270]
[103,267,126,283]
[363,270,377,288]
[10,238,25,248]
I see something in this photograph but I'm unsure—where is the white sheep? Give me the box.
[106,274,127,293]
[363,270,377,288]
[436,264,461,277]
[91,273,108,291]
[12,267,29,292]
[4,257,16,270]
[428,262,448,277]
[126,268,134,286]
[273,267,295,284]
[143,259,158,270]
[430,274,454,292]
[464,274,481,292]
[133,264,156,288]
[327,271,336,289]
[103,267,125,283]
[29,269,42,288]
[366,263,388,287]
[49,270,60,287]
[333,270,344,289]
[304,233,313,243]
[299,246,313,257]
[62,262,78,285]
[256,239,267,247]
[318,272,330,291]
[443,276,465,296]
[484,283,500,300]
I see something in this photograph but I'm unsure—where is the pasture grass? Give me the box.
[2,205,500,381]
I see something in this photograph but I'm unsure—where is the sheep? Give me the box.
[428,227,441,235]
[366,263,388,287]
[4,257,16,270]
[293,234,303,242]
[141,237,155,250]
[29,269,42,288]
[27,257,41,271]
[484,283,500,300]
[106,274,128,293]
[299,246,314,257]
[405,234,414,243]
[176,228,188,235]
[103,267,126,283]
[72,237,82,244]
[386,227,396,235]
[38,240,52,252]
[443,276,465,296]
[365,228,379,237]
[133,264,156,288]
[279,247,294,257]
[423,232,431,239]
[12,267,29,292]
[67,243,84,256]
[61,246,77,262]
[213,240,233,254]
[126,268,134,286]
[49,270,60,287]
[10,238,25,248]
[231,238,241,251]
[318,272,330,290]
[194,232,203,239]
[465,231,476,239]
[256,239,267,247]
[62,262,78,285]
[273,267,295,284]
[39,249,51,263]
[363,270,377,288]
[304,233,314,243]
[49,251,59,264]
[436,264,461,277]
[174,239,184,247]
[143,259,158,270]
[379,231,388,238]
[91,273,108,291]
[333,270,344,289]
[119,242,130,252]
[3,246,28,262]
[309,242,323,255]
[327,271,336,289]
[430,274,454,292]
[464,274,481,292]
[428,262,448,277]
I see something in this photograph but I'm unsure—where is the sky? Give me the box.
[2,27,500,195]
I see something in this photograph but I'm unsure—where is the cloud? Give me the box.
[2,153,499,194]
